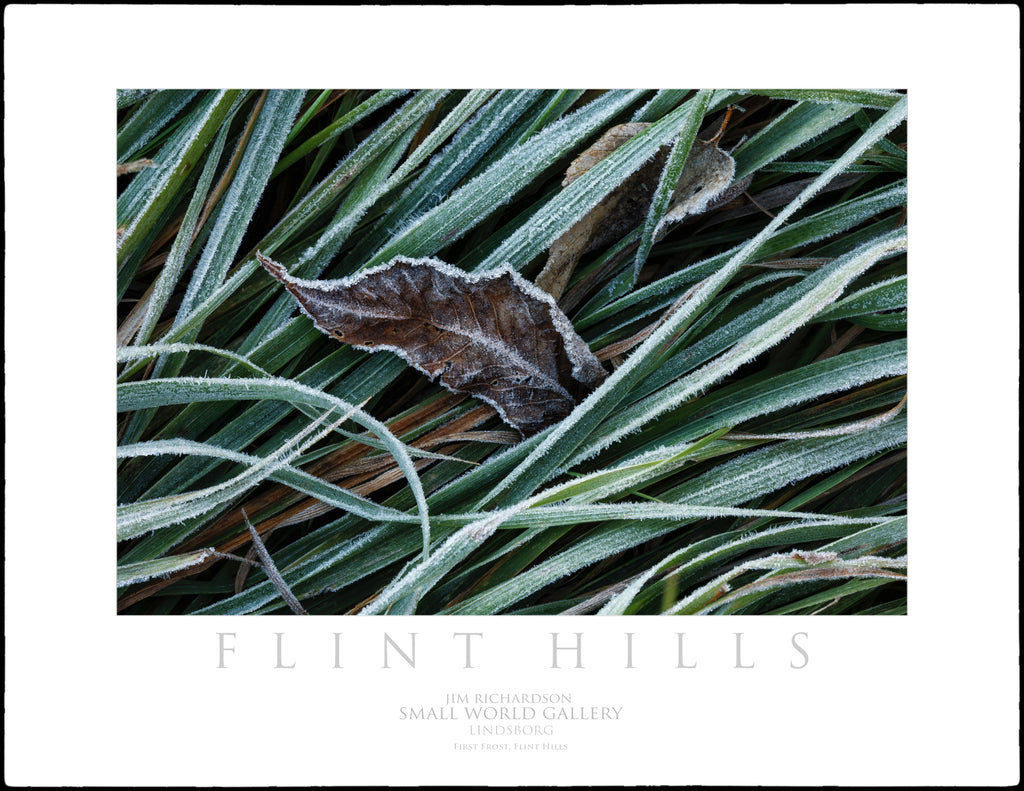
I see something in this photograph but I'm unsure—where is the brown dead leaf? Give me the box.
[652,141,736,237]
[535,122,738,301]
[258,253,606,437]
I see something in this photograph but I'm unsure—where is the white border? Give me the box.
[5,5,1019,786]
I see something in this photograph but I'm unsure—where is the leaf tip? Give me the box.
[256,250,288,284]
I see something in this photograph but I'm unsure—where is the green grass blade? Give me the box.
[117,89,197,162]
[363,90,649,268]
[271,89,410,176]
[118,376,432,554]
[631,89,714,285]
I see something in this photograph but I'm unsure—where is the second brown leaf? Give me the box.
[535,121,741,301]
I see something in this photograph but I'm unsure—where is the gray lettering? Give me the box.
[734,632,754,669]
[216,632,235,669]
[453,632,483,669]
[790,631,809,669]
[676,632,697,668]
[550,632,583,669]
[275,632,295,669]
[383,633,417,668]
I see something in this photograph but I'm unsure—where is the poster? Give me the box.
[5,5,1019,786]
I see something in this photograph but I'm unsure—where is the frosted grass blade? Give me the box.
[358,505,528,615]
[117,89,197,163]
[813,274,907,322]
[176,90,303,321]
[117,438,418,525]
[118,406,348,538]
[668,550,906,615]
[732,100,860,179]
[602,339,907,459]
[631,90,713,286]
[632,90,690,122]
[345,90,542,266]
[577,228,906,462]
[271,89,410,175]
[117,376,433,554]
[128,124,229,349]
[364,90,648,268]
[117,550,219,588]
[752,89,902,109]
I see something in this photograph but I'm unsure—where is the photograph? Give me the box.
[117,88,909,616]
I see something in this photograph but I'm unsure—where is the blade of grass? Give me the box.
[118,376,433,555]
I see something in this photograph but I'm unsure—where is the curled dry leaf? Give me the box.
[535,122,738,300]
[258,253,606,437]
